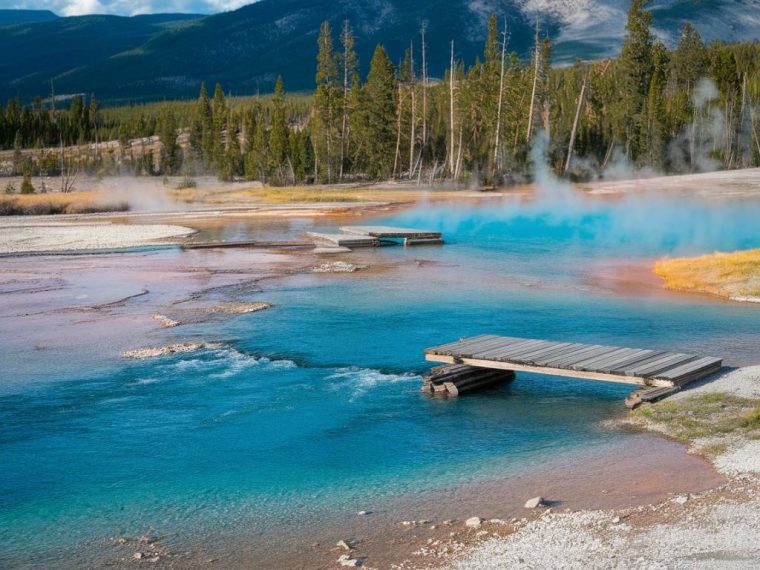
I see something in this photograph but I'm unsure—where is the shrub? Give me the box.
[176,176,197,189]
[4,182,15,194]
[20,174,35,194]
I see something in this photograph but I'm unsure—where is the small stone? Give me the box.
[147,557,160,563]
[417,519,431,525]
[524,496,545,509]
[430,525,437,529]
[133,552,143,560]
[443,519,456,525]
[115,537,129,545]
[357,510,370,516]
[336,540,352,551]
[465,517,482,529]
[401,521,413,526]
[673,495,688,505]
[487,518,506,525]
[338,554,362,567]
[612,516,621,524]
[476,530,488,537]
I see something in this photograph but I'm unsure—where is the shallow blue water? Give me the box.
[1,192,759,564]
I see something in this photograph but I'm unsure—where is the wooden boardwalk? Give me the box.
[425,335,723,388]
[340,226,443,245]
[306,232,379,248]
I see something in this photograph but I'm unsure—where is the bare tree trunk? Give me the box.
[454,124,464,180]
[564,73,587,174]
[340,28,350,181]
[421,23,428,151]
[449,40,456,177]
[326,104,334,184]
[393,82,403,178]
[526,19,541,142]
[492,20,508,178]
[408,40,416,179]
[601,138,615,171]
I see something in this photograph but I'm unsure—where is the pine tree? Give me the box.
[269,76,289,181]
[339,20,358,180]
[210,83,227,168]
[672,23,708,93]
[617,0,654,161]
[363,45,397,179]
[157,105,179,175]
[191,82,213,167]
[313,21,340,182]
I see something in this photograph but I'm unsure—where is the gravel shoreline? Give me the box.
[429,366,760,569]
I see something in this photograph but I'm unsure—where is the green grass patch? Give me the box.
[633,392,760,441]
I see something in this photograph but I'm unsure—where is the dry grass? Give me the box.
[255,187,361,203]
[654,249,760,300]
[0,192,129,216]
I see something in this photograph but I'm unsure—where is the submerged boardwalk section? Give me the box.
[425,335,723,389]
[340,226,443,245]
[306,232,380,248]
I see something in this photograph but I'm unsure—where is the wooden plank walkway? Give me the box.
[425,335,723,388]
[340,226,443,245]
[306,232,379,248]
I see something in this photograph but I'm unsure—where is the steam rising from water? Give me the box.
[98,177,184,212]
[402,128,760,256]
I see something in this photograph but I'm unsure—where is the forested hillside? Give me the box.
[3,0,760,104]
[3,1,760,189]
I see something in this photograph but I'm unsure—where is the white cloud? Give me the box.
[3,0,254,16]
[61,0,106,16]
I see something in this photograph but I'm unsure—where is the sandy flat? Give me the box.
[0,222,195,254]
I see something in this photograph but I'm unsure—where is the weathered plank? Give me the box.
[307,232,379,248]
[424,335,723,388]
[340,226,442,239]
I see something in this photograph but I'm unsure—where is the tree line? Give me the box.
[3,0,760,188]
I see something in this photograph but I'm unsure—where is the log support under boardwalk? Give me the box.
[422,364,515,397]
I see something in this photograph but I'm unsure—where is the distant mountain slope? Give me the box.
[0,9,58,25]
[0,12,203,103]
[1,0,758,104]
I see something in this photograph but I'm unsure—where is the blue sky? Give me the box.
[1,0,253,15]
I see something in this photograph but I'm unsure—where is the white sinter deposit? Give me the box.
[0,221,195,254]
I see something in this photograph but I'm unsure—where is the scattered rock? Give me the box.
[147,557,160,563]
[336,540,353,551]
[487,518,507,525]
[122,342,222,359]
[338,554,362,567]
[465,517,483,529]
[114,537,130,545]
[357,510,370,516]
[417,519,431,525]
[151,313,180,328]
[673,495,689,505]
[312,261,367,273]
[524,496,545,509]
[133,552,143,560]
[612,516,621,524]
[209,302,271,315]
